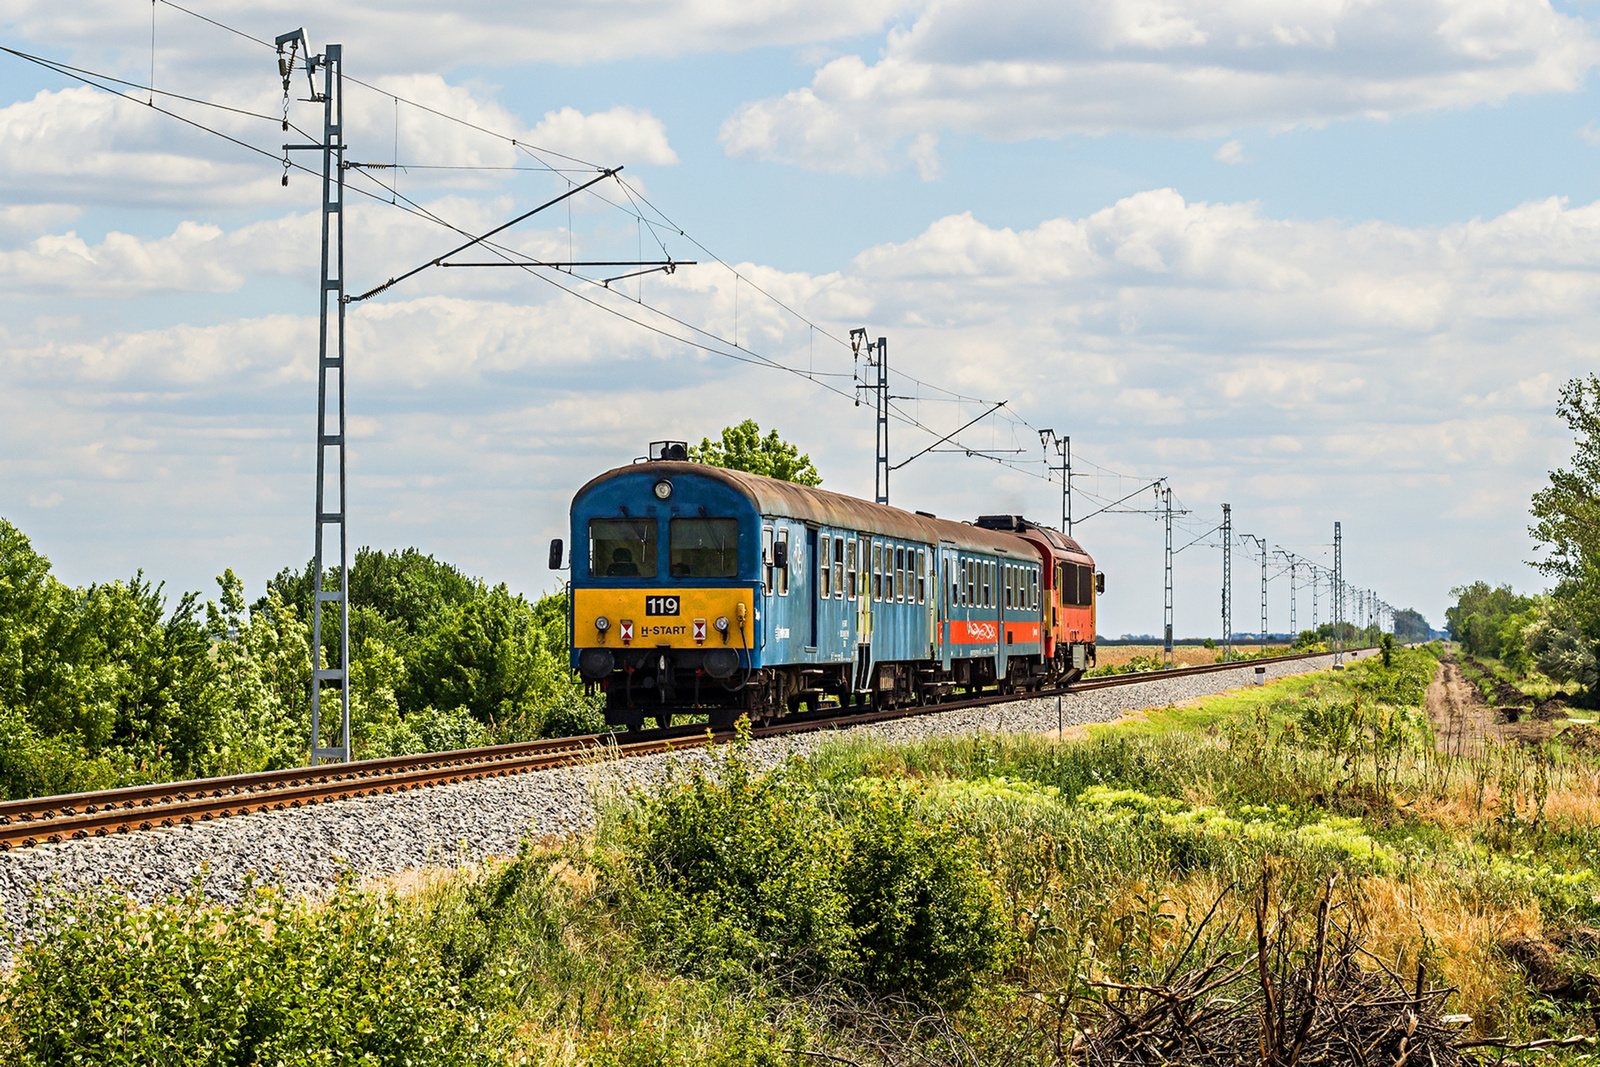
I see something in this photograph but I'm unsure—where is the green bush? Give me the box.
[602,743,1009,1003]
[604,747,854,985]
[0,880,494,1067]
[839,784,1011,1001]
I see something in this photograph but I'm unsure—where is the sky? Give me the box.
[2,0,1599,640]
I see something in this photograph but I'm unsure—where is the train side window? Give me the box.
[1007,565,1016,609]
[775,528,790,596]
[846,538,858,601]
[988,562,995,608]
[1031,569,1039,610]
[872,542,883,601]
[917,548,927,604]
[762,526,774,594]
[819,535,832,599]
[859,539,869,600]
[893,546,903,602]
[833,536,845,599]
[966,560,976,606]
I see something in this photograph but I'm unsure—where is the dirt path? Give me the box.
[1426,658,1498,755]
[1425,657,1565,753]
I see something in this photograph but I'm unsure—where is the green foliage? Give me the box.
[837,783,1011,1001]
[271,547,600,743]
[1,879,494,1067]
[0,519,599,800]
[1447,580,1536,659]
[1531,374,1600,640]
[689,419,822,486]
[603,741,1009,1003]
[604,745,855,985]
[0,519,230,795]
[1393,607,1432,642]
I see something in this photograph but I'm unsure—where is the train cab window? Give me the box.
[872,542,883,601]
[819,536,832,598]
[590,518,657,578]
[775,528,790,596]
[846,539,858,601]
[670,518,738,578]
[833,537,845,599]
[917,548,927,604]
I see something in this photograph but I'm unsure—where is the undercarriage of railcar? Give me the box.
[587,643,1096,730]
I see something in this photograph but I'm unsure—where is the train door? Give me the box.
[995,560,1009,680]
[806,527,819,650]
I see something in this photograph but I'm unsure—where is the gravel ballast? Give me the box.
[0,649,1371,956]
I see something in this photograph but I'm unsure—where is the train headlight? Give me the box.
[653,479,673,500]
[595,616,610,632]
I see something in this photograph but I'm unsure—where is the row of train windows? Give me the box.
[949,559,1039,611]
[761,528,930,605]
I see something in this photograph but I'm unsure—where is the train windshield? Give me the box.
[669,518,739,578]
[590,518,657,578]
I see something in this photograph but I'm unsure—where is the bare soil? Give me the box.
[1425,657,1565,753]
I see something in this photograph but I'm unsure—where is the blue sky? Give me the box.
[3,0,1599,639]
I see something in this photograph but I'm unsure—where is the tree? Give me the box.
[1445,581,1535,657]
[1392,608,1431,643]
[1531,374,1600,641]
[689,419,822,486]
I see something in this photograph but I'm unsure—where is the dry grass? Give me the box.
[1352,874,1541,1034]
[1094,644,1230,669]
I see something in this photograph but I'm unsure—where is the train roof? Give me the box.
[576,461,1086,561]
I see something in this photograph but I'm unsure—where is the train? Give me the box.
[554,441,1102,730]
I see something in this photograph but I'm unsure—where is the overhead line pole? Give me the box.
[1221,504,1232,661]
[1333,522,1344,665]
[280,29,350,765]
[1163,484,1174,668]
[852,329,889,505]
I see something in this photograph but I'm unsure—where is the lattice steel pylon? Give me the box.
[1220,504,1232,661]
[280,29,350,765]
[1163,484,1174,668]
[1333,522,1343,665]
[1244,535,1268,643]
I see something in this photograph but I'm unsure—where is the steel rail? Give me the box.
[0,647,1370,850]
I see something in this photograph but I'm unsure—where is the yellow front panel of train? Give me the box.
[574,587,756,649]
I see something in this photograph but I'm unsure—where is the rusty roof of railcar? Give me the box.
[575,462,1042,557]
[1026,522,1095,566]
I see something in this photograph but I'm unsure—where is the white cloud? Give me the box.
[528,107,678,167]
[1,0,912,70]
[721,0,1600,174]
[1214,139,1245,165]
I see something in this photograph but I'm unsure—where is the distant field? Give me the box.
[1094,643,1291,669]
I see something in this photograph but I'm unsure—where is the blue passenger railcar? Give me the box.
[562,446,1089,729]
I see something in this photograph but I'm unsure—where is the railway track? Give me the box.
[0,647,1368,850]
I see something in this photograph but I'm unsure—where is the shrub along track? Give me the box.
[0,648,1370,851]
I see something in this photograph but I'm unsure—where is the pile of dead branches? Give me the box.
[1078,874,1472,1067]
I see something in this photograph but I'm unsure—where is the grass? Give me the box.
[4,642,1599,1064]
